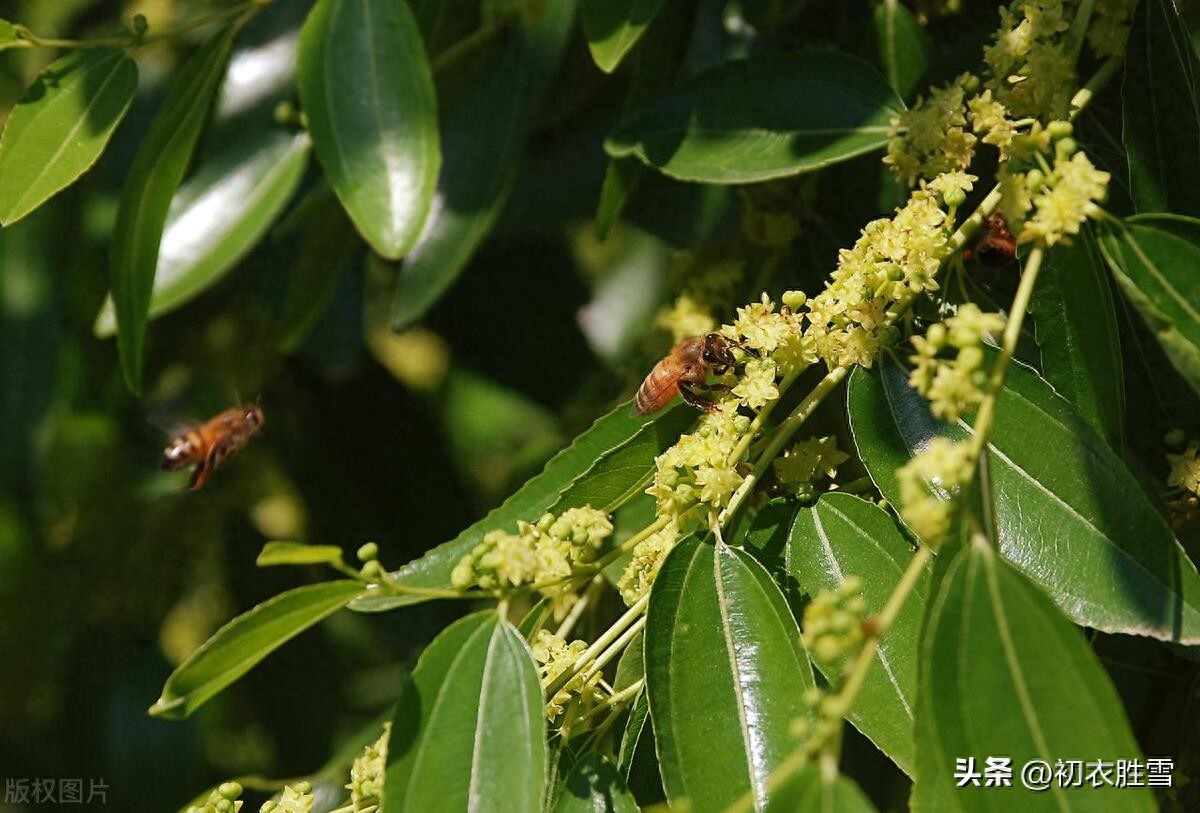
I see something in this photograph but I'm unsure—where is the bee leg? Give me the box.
[187,461,212,490]
[679,382,718,411]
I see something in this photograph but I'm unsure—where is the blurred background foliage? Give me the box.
[1,0,1200,811]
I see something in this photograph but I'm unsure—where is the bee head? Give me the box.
[702,333,735,369]
[243,405,265,431]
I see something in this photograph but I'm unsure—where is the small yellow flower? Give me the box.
[656,294,717,343]
[803,577,868,666]
[773,436,849,487]
[1169,444,1200,496]
[896,438,974,546]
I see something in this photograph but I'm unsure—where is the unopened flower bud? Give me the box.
[357,542,378,562]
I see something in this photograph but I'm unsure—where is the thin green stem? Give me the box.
[966,245,1045,462]
[1066,0,1097,68]
[14,1,268,51]
[547,593,649,697]
[581,615,646,684]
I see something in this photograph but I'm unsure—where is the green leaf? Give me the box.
[110,24,239,395]
[766,765,877,813]
[384,611,545,812]
[617,687,651,779]
[389,0,576,330]
[553,753,639,813]
[865,0,933,100]
[297,0,439,259]
[349,399,694,611]
[95,129,310,338]
[1121,0,1200,217]
[605,52,902,184]
[149,580,365,719]
[594,0,694,239]
[256,541,345,568]
[789,493,926,776]
[847,356,1200,642]
[1030,225,1125,447]
[581,0,665,74]
[1098,214,1200,399]
[0,48,137,226]
[646,535,815,812]
[912,537,1156,811]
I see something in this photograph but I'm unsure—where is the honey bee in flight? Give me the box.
[161,404,264,490]
[966,213,1017,267]
[636,333,735,415]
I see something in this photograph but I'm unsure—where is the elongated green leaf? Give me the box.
[389,1,576,329]
[913,537,1155,811]
[865,0,933,100]
[618,688,651,778]
[349,399,694,611]
[1030,226,1125,447]
[646,535,815,812]
[594,0,694,239]
[605,52,902,183]
[848,357,1200,642]
[385,611,545,813]
[297,0,439,259]
[766,765,876,813]
[256,541,345,567]
[150,580,365,719]
[581,0,665,73]
[1099,214,1200,399]
[95,129,310,337]
[554,753,639,813]
[789,493,926,776]
[110,24,239,394]
[1122,0,1200,216]
[0,48,137,225]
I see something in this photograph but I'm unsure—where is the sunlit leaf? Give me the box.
[384,611,545,812]
[0,49,137,225]
[95,129,310,337]
[256,541,345,567]
[150,580,365,719]
[912,538,1155,811]
[646,535,815,811]
[1098,214,1200,399]
[766,764,877,813]
[788,493,926,776]
[297,0,439,259]
[110,24,239,394]
[581,0,665,73]
[848,356,1200,642]
[606,51,902,183]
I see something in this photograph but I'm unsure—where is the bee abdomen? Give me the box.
[161,432,202,470]
[635,364,679,415]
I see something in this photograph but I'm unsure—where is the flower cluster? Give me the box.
[259,783,313,813]
[802,577,868,666]
[789,688,841,756]
[451,507,613,595]
[909,305,1006,422]
[346,725,389,811]
[1011,145,1110,246]
[896,437,975,546]
[1087,0,1137,59]
[187,783,243,813]
[773,436,849,497]
[531,630,600,718]
[617,518,680,605]
[801,183,960,369]
[885,73,978,185]
[983,1,1076,120]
